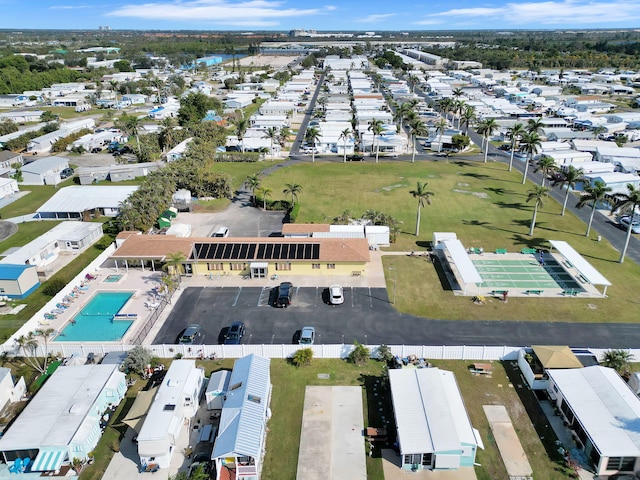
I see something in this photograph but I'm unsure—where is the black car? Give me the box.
[90,147,102,153]
[178,324,201,345]
[113,145,133,156]
[276,282,293,308]
[497,144,511,151]
[60,167,74,179]
[224,321,245,345]
[346,154,364,161]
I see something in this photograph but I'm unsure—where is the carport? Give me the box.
[549,240,611,296]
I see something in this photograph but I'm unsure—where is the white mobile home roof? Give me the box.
[0,365,121,450]
[389,368,476,455]
[22,156,69,175]
[0,221,103,265]
[548,366,640,457]
[138,360,202,444]
[36,185,138,215]
[213,354,271,460]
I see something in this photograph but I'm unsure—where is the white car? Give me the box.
[619,216,640,234]
[329,285,344,305]
[299,326,315,345]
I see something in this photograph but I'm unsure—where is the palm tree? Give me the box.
[438,97,453,122]
[452,87,464,99]
[279,126,290,147]
[534,155,557,186]
[409,119,428,163]
[283,182,303,206]
[259,186,272,210]
[164,251,187,279]
[460,105,476,135]
[576,180,611,237]
[554,165,584,215]
[338,128,352,163]
[159,117,176,153]
[367,119,384,163]
[15,333,43,373]
[409,181,435,236]
[233,118,249,153]
[264,126,279,160]
[305,126,320,163]
[434,118,448,153]
[601,349,633,374]
[506,123,526,172]
[610,183,640,263]
[34,328,55,372]
[526,117,545,135]
[246,173,262,205]
[394,102,411,133]
[526,185,550,236]
[520,131,542,184]
[477,118,498,163]
[109,80,119,104]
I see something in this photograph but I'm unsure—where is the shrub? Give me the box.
[123,345,153,376]
[348,341,370,366]
[376,344,394,364]
[292,348,313,367]
[289,202,300,222]
[42,278,66,297]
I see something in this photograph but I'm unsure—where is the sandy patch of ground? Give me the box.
[236,54,297,69]
[452,189,489,199]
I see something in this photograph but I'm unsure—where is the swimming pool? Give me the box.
[104,274,123,283]
[54,292,134,342]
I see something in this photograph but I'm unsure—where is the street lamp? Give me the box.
[388,267,397,305]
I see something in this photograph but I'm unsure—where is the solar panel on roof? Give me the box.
[295,244,304,259]
[257,244,265,258]
[222,244,234,258]
[280,243,289,259]
[231,244,241,259]
[214,244,224,259]
[304,244,313,259]
[312,244,320,259]
[248,244,256,258]
[265,244,274,259]
[272,244,281,259]
[239,244,249,258]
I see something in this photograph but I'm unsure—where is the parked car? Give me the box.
[90,147,102,153]
[299,326,315,345]
[107,142,121,153]
[211,227,229,238]
[178,324,201,344]
[498,144,511,151]
[113,145,133,156]
[60,167,74,179]
[224,321,245,344]
[619,216,640,234]
[276,282,293,308]
[329,285,344,305]
[346,154,364,161]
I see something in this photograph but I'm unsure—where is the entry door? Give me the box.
[252,266,267,278]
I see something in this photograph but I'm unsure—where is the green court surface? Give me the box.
[472,258,582,291]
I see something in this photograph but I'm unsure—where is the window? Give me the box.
[275,262,291,271]
[230,263,246,271]
[312,263,320,269]
[552,383,558,393]
[404,454,421,465]
[207,263,224,271]
[247,394,261,404]
[422,453,432,466]
[327,263,336,269]
[230,382,243,391]
[606,457,636,471]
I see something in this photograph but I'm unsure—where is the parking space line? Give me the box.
[232,287,242,307]
[368,287,373,308]
[258,286,271,307]
[315,286,319,308]
[350,286,355,307]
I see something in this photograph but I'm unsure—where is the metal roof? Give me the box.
[549,240,611,286]
[389,368,477,456]
[22,156,69,174]
[212,354,271,460]
[36,185,138,215]
[0,365,123,451]
[0,264,34,280]
[442,239,483,284]
[548,366,640,457]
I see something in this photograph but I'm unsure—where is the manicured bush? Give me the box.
[292,348,313,367]
[41,278,66,297]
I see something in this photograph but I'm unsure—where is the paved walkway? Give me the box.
[483,405,532,480]
[380,449,477,480]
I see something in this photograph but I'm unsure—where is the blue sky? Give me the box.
[3,0,640,31]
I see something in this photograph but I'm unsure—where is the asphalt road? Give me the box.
[154,286,640,348]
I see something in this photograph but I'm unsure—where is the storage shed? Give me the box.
[206,370,231,410]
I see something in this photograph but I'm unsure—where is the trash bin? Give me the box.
[597,235,602,242]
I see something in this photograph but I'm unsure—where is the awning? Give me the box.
[548,240,611,286]
[250,262,268,269]
[122,387,158,434]
[31,449,66,472]
[442,239,483,284]
[532,345,583,369]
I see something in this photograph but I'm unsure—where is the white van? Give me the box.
[212,227,229,238]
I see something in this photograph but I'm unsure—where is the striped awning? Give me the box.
[31,449,66,472]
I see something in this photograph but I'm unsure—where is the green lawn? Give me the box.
[260,159,640,323]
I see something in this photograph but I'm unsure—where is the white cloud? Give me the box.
[356,13,396,23]
[419,0,640,26]
[108,0,329,25]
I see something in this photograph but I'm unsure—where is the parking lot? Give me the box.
[153,285,406,346]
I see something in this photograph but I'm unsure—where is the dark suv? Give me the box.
[224,321,245,345]
[346,154,364,161]
[276,282,293,308]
